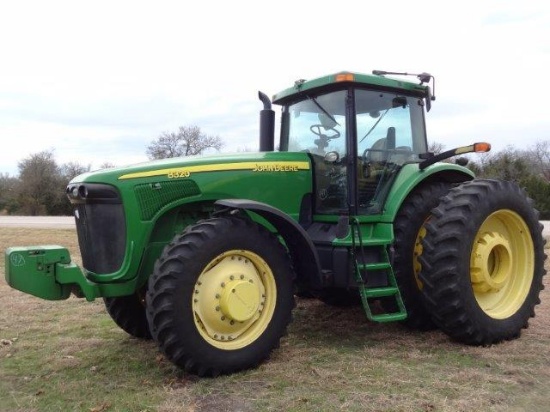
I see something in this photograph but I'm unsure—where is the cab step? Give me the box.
[351,218,407,323]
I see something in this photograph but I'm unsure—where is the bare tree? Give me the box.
[146,126,224,160]
[62,162,90,181]
[17,151,65,215]
[14,152,90,215]
[99,162,116,169]
[428,141,445,155]
[529,140,550,181]
[0,173,19,214]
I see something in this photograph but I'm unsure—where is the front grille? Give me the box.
[69,184,126,274]
[134,180,200,221]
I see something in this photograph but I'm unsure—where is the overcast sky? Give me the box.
[1,0,549,176]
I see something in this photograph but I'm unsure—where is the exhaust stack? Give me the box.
[258,91,275,151]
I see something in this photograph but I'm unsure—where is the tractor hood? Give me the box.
[68,151,313,225]
[71,151,311,185]
[65,150,313,284]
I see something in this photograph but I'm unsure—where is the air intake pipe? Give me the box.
[258,91,275,151]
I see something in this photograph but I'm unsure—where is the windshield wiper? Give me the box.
[307,96,340,126]
[359,109,388,143]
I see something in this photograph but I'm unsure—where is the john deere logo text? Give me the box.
[252,163,299,172]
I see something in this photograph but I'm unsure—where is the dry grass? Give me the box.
[1,228,549,411]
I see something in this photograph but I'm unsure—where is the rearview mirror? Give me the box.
[392,97,407,108]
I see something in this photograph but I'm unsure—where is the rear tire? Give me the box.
[390,181,454,330]
[146,216,295,376]
[104,293,151,339]
[419,179,546,345]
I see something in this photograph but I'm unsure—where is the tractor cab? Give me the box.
[274,72,431,216]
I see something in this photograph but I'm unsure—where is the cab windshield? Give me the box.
[280,88,427,215]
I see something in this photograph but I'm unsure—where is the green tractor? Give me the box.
[5,70,546,377]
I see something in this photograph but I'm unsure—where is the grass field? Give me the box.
[1,228,549,412]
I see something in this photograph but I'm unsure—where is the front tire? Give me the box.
[419,179,546,345]
[146,216,295,376]
[104,293,151,339]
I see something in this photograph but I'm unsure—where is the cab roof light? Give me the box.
[335,73,355,82]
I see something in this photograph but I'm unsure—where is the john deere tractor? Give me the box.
[5,70,546,376]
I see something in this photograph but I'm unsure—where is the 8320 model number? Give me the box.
[167,170,191,179]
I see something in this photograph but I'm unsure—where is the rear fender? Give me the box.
[382,164,474,221]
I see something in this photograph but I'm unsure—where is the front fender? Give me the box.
[215,199,323,290]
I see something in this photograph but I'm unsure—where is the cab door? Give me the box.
[355,90,428,214]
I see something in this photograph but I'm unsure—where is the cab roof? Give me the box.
[272,71,429,105]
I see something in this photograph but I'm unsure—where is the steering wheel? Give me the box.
[310,124,341,140]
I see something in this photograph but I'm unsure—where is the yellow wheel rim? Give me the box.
[470,210,534,319]
[413,223,428,290]
[192,250,276,350]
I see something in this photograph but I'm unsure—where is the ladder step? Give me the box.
[350,217,407,323]
[358,262,391,271]
[363,286,399,298]
[369,312,408,322]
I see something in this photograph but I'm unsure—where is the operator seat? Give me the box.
[358,127,396,205]
[364,127,396,163]
[366,138,388,163]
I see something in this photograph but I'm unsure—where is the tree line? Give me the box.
[466,141,550,219]
[0,151,93,216]
[1,129,549,218]
[0,126,223,216]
